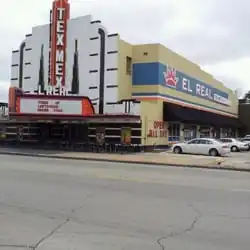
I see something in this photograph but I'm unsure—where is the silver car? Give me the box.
[219,138,249,152]
[172,138,230,156]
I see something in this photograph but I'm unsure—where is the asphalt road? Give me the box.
[1,155,250,249]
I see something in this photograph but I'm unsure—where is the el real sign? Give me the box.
[163,66,231,106]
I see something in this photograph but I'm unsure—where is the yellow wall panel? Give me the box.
[132,44,159,63]
[132,85,159,94]
[140,100,168,145]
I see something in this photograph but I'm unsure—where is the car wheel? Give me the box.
[173,146,182,154]
[209,148,218,157]
[231,146,238,152]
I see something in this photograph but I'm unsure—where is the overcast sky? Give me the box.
[0,0,249,101]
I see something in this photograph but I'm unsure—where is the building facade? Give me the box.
[127,44,240,145]
[10,14,140,115]
[9,0,240,147]
[238,98,250,136]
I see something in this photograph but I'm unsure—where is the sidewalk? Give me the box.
[0,147,250,172]
[1,147,250,172]
[50,152,223,166]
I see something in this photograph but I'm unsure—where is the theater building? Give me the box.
[8,0,240,147]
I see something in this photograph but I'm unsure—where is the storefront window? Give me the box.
[168,123,180,142]
[231,129,236,138]
[221,128,229,138]
[211,128,220,138]
[221,128,236,138]
[183,125,197,141]
[200,126,210,138]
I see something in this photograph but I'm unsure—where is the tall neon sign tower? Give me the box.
[48,0,70,88]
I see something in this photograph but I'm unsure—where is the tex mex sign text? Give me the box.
[163,65,231,106]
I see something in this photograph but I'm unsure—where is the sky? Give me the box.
[0,0,249,101]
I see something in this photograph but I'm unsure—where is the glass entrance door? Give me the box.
[183,125,197,141]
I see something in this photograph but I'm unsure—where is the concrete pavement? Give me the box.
[1,155,250,249]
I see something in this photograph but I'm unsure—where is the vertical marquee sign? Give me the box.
[50,0,70,87]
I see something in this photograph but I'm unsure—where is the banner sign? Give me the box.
[121,127,132,145]
[20,98,81,115]
[14,96,95,117]
[163,65,231,106]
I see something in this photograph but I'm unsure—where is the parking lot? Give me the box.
[224,150,250,165]
[157,148,250,169]
[228,150,250,158]
[179,149,250,161]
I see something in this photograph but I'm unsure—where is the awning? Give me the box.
[163,102,242,128]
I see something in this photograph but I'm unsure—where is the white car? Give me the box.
[172,138,230,156]
[240,138,250,151]
[219,138,249,152]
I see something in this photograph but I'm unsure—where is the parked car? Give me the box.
[172,138,230,156]
[219,138,249,152]
[239,138,250,150]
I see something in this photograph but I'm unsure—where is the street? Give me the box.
[0,155,250,249]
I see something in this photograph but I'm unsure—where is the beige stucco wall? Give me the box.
[117,39,133,100]
[140,100,168,145]
[132,44,159,63]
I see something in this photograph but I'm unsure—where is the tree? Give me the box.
[243,91,250,100]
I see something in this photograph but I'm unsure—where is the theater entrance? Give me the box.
[38,122,89,147]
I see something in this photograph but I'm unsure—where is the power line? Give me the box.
[69,0,98,3]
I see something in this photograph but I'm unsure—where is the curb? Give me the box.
[1,151,250,173]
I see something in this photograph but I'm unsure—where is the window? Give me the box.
[126,56,132,75]
[220,138,231,143]
[184,128,196,141]
[221,128,230,138]
[206,140,214,144]
[198,139,212,144]
[189,139,211,144]
[188,139,199,144]
[230,129,236,138]
[168,123,180,142]
[242,139,250,142]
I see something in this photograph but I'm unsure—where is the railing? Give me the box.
[0,139,146,153]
